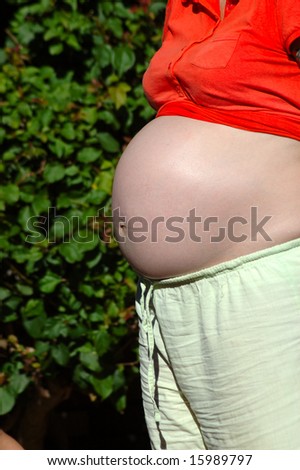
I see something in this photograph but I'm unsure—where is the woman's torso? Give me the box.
[112,116,300,279]
[112,0,300,279]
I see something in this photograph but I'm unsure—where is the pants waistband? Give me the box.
[140,237,300,288]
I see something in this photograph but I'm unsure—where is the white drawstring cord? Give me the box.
[138,281,161,424]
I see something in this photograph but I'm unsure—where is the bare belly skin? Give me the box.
[112,116,300,279]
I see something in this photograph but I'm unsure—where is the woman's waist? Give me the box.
[113,191,300,279]
[112,117,300,278]
[114,209,300,279]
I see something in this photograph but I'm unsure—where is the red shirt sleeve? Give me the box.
[276,0,300,52]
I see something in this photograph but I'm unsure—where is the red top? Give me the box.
[142,0,300,141]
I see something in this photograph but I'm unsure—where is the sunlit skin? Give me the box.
[219,0,227,18]
[0,430,23,450]
[112,117,300,279]
[112,0,300,279]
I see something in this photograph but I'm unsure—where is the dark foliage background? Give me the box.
[0,0,166,449]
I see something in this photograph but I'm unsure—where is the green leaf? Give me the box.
[18,205,35,231]
[85,190,107,205]
[21,299,47,339]
[49,138,73,158]
[39,272,62,293]
[94,329,111,357]
[0,49,7,66]
[94,168,114,195]
[116,394,126,412]
[73,364,91,388]
[0,387,16,416]
[51,344,70,366]
[49,43,64,55]
[17,23,37,45]
[81,107,98,125]
[77,147,102,163]
[3,296,21,313]
[86,252,102,269]
[0,184,20,205]
[22,299,45,318]
[2,111,21,129]
[113,368,125,391]
[97,132,120,153]
[17,102,32,117]
[64,0,78,12]
[89,311,103,322]
[43,163,65,183]
[79,284,94,297]
[73,232,99,253]
[9,374,30,395]
[111,46,135,77]
[0,128,6,144]
[90,375,114,400]
[79,351,101,372]
[40,109,54,129]
[106,18,123,39]
[35,341,50,357]
[59,242,84,263]
[0,287,11,301]
[2,146,21,161]
[32,194,51,215]
[66,34,81,50]
[44,318,69,339]
[96,44,112,68]
[60,122,76,140]
[65,165,79,176]
[108,82,131,109]
[16,284,34,296]
[23,316,46,338]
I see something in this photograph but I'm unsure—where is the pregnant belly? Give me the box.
[112,116,300,279]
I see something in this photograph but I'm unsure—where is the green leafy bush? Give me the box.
[0,0,166,431]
